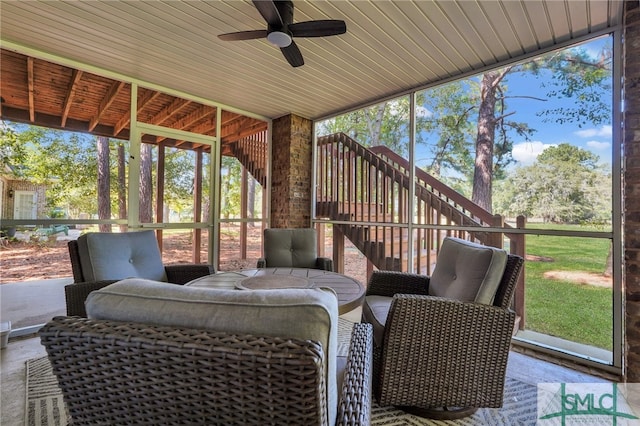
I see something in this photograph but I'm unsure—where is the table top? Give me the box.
[185,268,366,315]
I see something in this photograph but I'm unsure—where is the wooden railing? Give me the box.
[230,132,268,186]
[316,132,525,275]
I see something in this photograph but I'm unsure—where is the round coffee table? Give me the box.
[185,267,366,315]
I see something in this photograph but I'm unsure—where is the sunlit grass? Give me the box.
[523,224,612,350]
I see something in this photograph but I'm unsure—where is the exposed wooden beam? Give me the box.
[61,69,83,127]
[1,105,128,140]
[113,89,161,136]
[222,121,268,144]
[89,80,126,131]
[27,57,34,122]
[148,97,191,126]
[156,105,215,143]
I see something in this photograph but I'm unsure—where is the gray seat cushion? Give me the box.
[362,295,392,346]
[429,237,507,305]
[263,228,319,268]
[77,231,168,282]
[86,278,340,425]
[362,238,507,346]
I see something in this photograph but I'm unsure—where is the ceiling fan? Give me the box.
[218,0,346,68]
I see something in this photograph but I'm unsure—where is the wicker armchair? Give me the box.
[361,237,524,419]
[65,231,214,316]
[257,228,333,271]
[40,280,373,426]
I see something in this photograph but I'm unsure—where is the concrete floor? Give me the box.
[0,278,70,425]
[1,278,71,330]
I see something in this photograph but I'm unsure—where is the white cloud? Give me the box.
[574,125,612,138]
[586,140,611,150]
[512,141,556,165]
[415,105,432,118]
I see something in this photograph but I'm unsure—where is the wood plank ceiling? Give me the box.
[0,0,624,145]
[0,49,267,154]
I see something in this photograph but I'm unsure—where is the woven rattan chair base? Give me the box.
[399,405,478,420]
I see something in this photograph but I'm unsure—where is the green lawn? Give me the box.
[523,224,612,350]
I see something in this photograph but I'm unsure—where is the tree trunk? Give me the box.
[472,71,499,212]
[117,143,127,232]
[365,103,386,146]
[139,143,153,223]
[97,136,111,232]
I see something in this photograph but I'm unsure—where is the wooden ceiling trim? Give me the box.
[61,69,83,127]
[88,80,126,131]
[27,57,34,122]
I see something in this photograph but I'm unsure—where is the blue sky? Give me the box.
[499,36,613,168]
[413,35,613,172]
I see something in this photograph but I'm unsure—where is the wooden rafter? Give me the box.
[147,97,191,126]
[113,89,162,136]
[1,50,267,153]
[222,121,269,144]
[156,105,215,143]
[61,69,83,127]
[89,80,126,131]
[27,57,34,122]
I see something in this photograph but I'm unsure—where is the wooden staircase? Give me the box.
[316,132,517,273]
[229,134,267,186]
[231,131,521,274]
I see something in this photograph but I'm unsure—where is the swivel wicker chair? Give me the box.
[361,237,524,419]
[65,230,214,316]
[41,279,373,426]
[257,228,333,271]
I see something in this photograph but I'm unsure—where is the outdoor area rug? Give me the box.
[25,355,67,426]
[26,319,539,425]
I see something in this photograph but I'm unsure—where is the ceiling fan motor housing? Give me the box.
[267,1,294,47]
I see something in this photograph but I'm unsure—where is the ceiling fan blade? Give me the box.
[281,41,304,67]
[218,30,268,41]
[289,20,346,37]
[252,0,283,27]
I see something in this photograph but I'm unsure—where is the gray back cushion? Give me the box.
[86,279,339,425]
[429,237,507,305]
[77,231,167,282]
[263,228,318,268]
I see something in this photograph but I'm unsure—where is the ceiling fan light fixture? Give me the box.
[267,31,292,48]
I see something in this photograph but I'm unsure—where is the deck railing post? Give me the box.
[514,215,527,330]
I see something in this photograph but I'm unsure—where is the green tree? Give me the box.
[470,44,610,211]
[220,156,241,219]
[0,124,99,217]
[494,144,610,223]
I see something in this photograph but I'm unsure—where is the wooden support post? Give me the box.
[193,149,203,264]
[514,215,526,330]
[333,225,345,274]
[156,144,165,252]
[491,214,504,249]
[240,167,248,259]
[317,223,326,257]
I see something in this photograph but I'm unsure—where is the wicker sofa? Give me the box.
[41,279,373,426]
[361,237,524,419]
[65,230,214,316]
